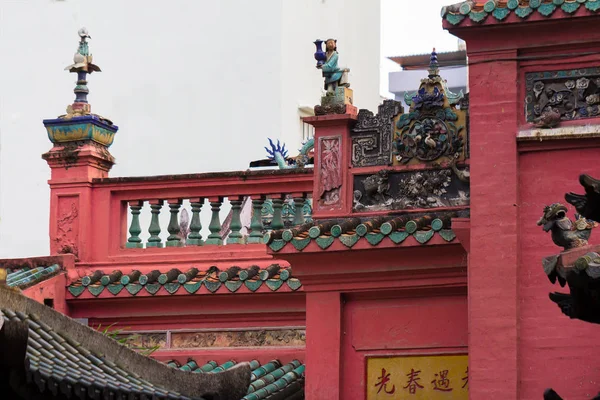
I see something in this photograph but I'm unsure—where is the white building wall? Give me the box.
[0,0,380,257]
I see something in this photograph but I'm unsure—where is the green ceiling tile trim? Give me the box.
[446,13,466,25]
[586,0,600,11]
[515,6,534,17]
[315,236,335,250]
[389,231,410,244]
[538,3,557,15]
[431,218,444,232]
[164,283,180,294]
[308,226,321,239]
[81,276,92,287]
[68,286,85,297]
[107,284,124,295]
[459,1,472,14]
[100,276,111,286]
[281,230,294,242]
[204,280,221,293]
[355,224,368,237]
[183,282,202,294]
[287,278,302,291]
[120,276,131,285]
[507,0,519,9]
[330,225,343,238]
[562,2,581,12]
[414,230,435,244]
[469,10,489,22]
[493,7,511,19]
[339,234,360,248]
[439,229,457,242]
[529,0,542,7]
[405,221,418,234]
[88,285,105,297]
[366,233,385,246]
[291,237,311,251]
[265,280,284,291]
[245,280,262,292]
[484,0,497,12]
[125,284,143,295]
[553,0,565,5]
[145,283,161,295]
[225,280,243,292]
[269,240,286,252]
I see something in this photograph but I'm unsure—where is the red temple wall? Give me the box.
[519,147,600,399]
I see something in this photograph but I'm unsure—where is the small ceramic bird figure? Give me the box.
[533,107,561,129]
[424,134,436,148]
[537,203,596,250]
[64,27,101,73]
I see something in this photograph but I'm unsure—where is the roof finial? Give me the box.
[428,47,439,78]
[63,28,101,115]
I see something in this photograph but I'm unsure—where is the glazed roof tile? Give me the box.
[5,264,61,289]
[67,264,302,298]
[441,0,600,26]
[264,211,468,252]
[167,359,305,400]
[0,285,250,399]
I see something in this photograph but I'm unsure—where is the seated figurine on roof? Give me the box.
[316,39,350,93]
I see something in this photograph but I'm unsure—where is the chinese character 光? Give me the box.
[374,368,395,395]
[462,367,468,389]
[403,369,424,394]
[431,370,453,392]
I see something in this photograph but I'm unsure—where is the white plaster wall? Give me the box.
[0,0,380,257]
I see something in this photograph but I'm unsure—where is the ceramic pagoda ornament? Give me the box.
[43,28,118,148]
[313,38,353,115]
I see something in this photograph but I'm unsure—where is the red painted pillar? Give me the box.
[304,113,357,219]
[305,291,342,400]
[467,49,519,399]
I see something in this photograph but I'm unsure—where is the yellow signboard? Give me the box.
[367,354,468,399]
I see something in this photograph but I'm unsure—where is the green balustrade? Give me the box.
[271,197,284,230]
[292,196,306,226]
[126,201,144,248]
[186,198,204,246]
[248,196,265,244]
[147,200,163,248]
[227,197,245,244]
[205,198,223,245]
[166,200,183,247]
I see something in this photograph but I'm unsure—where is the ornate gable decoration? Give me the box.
[393,51,467,166]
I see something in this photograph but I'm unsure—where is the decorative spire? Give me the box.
[428,48,439,78]
[63,28,101,116]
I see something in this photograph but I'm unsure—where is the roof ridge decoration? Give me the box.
[0,284,251,399]
[264,212,467,252]
[67,264,302,298]
[442,0,600,26]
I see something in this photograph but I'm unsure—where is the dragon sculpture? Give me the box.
[264,137,314,169]
[537,203,596,250]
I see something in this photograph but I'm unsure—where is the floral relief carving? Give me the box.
[55,199,79,258]
[318,137,342,207]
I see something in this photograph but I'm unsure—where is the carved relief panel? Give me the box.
[316,135,343,211]
[54,195,80,258]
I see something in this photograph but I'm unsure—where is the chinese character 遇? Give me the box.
[462,367,468,389]
[431,370,453,392]
[403,368,424,394]
[374,368,396,395]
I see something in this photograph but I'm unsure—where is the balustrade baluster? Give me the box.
[248,195,265,244]
[126,201,144,248]
[292,193,306,226]
[186,197,204,246]
[270,195,285,230]
[227,196,245,244]
[205,197,223,245]
[147,200,164,248]
[166,199,183,247]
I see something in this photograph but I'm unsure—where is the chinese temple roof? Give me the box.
[5,264,61,289]
[441,0,600,26]
[67,264,302,298]
[166,359,305,400]
[0,285,251,400]
[264,211,468,253]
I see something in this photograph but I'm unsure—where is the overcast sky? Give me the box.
[380,0,460,96]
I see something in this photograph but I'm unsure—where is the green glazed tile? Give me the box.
[291,237,311,251]
[515,6,533,17]
[366,233,385,246]
[183,282,202,294]
[389,231,410,244]
[107,284,124,295]
[439,229,457,242]
[145,283,161,295]
[445,14,465,25]
[269,240,286,252]
[561,2,580,12]
[125,284,143,295]
[68,286,85,297]
[245,280,262,292]
[287,278,302,291]
[88,285,105,297]
[468,10,488,22]
[225,280,243,293]
[204,280,221,293]
[586,0,600,11]
[164,283,180,294]
[315,236,335,250]
[538,3,557,15]
[414,230,435,244]
[265,279,284,291]
[339,234,360,248]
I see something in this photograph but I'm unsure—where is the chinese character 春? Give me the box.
[403,369,424,394]
[374,368,395,395]
[431,370,453,392]
[462,367,468,389]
